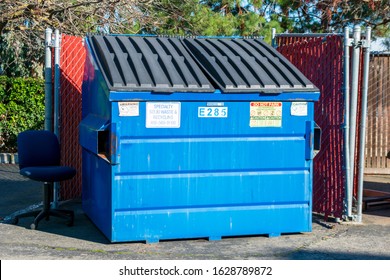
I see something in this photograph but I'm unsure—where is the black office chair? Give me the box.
[13,130,76,229]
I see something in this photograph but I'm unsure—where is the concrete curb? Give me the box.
[0,153,18,164]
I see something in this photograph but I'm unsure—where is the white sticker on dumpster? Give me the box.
[291,102,308,116]
[249,101,282,127]
[118,102,139,116]
[146,102,181,128]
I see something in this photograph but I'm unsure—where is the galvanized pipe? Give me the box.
[54,30,60,138]
[53,30,61,208]
[356,26,371,223]
[343,26,352,218]
[271,28,277,48]
[44,28,53,132]
[348,25,361,218]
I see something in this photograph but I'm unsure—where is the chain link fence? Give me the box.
[276,35,346,219]
[58,35,85,200]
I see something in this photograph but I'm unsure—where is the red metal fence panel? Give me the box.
[277,35,345,218]
[59,35,85,200]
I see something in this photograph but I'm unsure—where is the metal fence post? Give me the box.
[53,29,61,208]
[271,28,277,48]
[269,29,376,221]
[349,25,361,219]
[54,30,61,138]
[44,28,53,132]
[356,26,372,222]
[343,26,352,218]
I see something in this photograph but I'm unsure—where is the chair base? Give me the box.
[12,182,74,230]
[29,208,74,230]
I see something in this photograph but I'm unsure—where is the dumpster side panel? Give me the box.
[82,150,113,240]
[114,139,306,173]
[112,206,311,243]
[81,46,111,120]
[81,48,114,239]
[112,170,310,210]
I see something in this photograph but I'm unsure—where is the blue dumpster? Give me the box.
[80,35,320,243]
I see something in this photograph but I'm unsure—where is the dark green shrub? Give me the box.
[0,76,44,152]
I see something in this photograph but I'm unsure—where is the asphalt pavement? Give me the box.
[1,163,390,260]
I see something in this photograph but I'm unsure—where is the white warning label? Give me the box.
[291,102,308,116]
[146,102,181,128]
[249,101,282,127]
[118,102,139,116]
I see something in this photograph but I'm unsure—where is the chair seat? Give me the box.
[20,166,76,182]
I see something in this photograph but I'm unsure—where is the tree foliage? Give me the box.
[137,0,283,41]
[0,0,154,35]
[0,31,43,77]
[265,0,390,34]
[0,76,45,152]
[0,0,158,76]
[1,0,388,37]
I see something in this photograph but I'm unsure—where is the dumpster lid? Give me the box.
[88,35,215,93]
[182,38,318,93]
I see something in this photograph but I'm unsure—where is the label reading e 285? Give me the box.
[198,107,228,118]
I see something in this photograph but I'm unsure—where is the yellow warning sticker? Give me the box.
[249,102,282,127]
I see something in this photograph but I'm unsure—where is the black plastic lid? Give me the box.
[88,35,318,94]
[88,35,215,92]
[182,37,318,93]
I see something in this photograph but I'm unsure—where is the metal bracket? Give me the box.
[351,40,363,48]
[46,39,55,47]
[360,39,371,49]
[46,35,62,48]
[345,38,354,47]
[351,214,360,222]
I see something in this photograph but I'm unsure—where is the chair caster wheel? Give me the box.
[30,223,37,230]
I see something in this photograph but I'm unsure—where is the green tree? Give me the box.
[263,0,390,33]
[0,76,45,151]
[137,1,284,42]
[0,31,43,77]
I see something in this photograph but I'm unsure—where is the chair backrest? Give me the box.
[17,130,61,169]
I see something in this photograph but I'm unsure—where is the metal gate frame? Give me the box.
[272,26,371,222]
